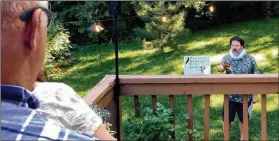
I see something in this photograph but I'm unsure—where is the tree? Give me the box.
[134,1,205,52]
[50,1,140,44]
[50,1,110,44]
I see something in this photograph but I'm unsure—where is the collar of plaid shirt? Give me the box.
[1,84,40,109]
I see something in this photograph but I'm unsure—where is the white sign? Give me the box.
[184,56,211,75]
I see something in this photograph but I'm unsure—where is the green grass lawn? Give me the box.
[50,18,279,140]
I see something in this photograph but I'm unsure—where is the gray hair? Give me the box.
[1,1,48,31]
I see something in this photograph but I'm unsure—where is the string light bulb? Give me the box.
[209,5,215,12]
[94,22,104,33]
[161,15,167,22]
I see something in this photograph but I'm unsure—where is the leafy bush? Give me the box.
[123,102,200,141]
[90,105,116,136]
[46,23,72,69]
[123,103,174,141]
[142,39,154,50]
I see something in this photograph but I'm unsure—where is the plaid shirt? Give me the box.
[1,85,99,140]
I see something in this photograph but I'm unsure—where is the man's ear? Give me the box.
[24,9,42,51]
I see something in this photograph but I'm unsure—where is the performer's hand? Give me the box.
[222,61,230,69]
[221,61,232,72]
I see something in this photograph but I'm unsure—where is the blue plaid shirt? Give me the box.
[1,85,99,140]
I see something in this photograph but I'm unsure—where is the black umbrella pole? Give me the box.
[113,13,121,141]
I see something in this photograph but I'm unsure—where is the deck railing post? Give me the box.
[224,94,229,140]
[204,94,210,141]
[261,94,267,140]
[242,95,249,140]
[187,95,194,141]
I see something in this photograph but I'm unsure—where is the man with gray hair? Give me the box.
[1,1,98,140]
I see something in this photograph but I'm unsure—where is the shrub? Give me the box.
[90,105,116,136]
[46,23,72,70]
[123,103,174,141]
[142,39,154,50]
[123,102,200,141]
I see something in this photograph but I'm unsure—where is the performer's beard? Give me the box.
[232,48,243,57]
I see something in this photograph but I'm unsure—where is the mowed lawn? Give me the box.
[50,18,279,140]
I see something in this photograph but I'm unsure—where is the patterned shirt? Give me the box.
[32,82,102,135]
[1,84,99,140]
[221,54,260,103]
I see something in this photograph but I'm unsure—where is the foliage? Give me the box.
[123,103,174,141]
[261,2,272,18]
[272,2,279,16]
[123,102,200,141]
[186,1,279,30]
[50,1,140,44]
[134,1,205,51]
[46,23,72,70]
[133,28,156,41]
[90,105,116,136]
[141,39,154,50]
[50,1,109,44]
[260,1,279,18]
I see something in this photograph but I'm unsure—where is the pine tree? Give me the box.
[134,1,205,52]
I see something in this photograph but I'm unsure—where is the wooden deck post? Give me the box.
[261,94,267,140]
[224,95,229,140]
[204,94,210,141]
[133,96,140,117]
[242,95,249,140]
[169,95,175,139]
[187,95,194,141]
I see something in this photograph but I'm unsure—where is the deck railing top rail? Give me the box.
[115,74,278,84]
[115,74,279,95]
[85,74,278,104]
[84,75,115,105]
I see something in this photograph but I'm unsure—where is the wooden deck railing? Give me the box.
[83,74,279,141]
